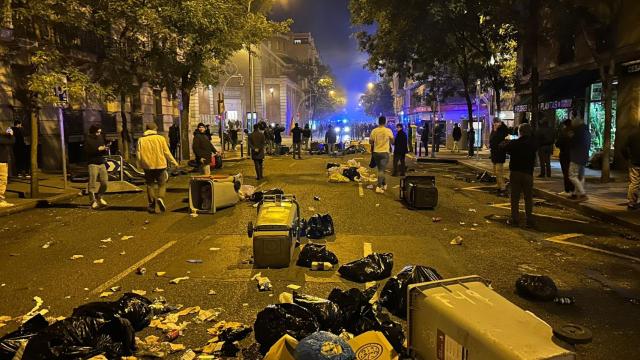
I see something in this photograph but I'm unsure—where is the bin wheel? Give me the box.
[247,221,254,238]
[553,323,593,345]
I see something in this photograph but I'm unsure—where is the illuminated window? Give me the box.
[294,39,302,44]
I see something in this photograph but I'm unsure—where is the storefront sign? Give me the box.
[622,60,640,74]
[410,106,430,114]
[590,83,602,101]
[514,99,573,113]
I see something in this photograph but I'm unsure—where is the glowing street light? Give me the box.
[367,82,375,91]
[329,90,336,97]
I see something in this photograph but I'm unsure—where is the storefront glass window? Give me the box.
[588,83,617,155]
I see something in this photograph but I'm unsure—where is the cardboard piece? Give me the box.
[348,331,398,360]
[264,334,299,360]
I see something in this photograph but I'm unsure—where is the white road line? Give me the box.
[543,238,640,263]
[91,240,177,294]
[545,233,583,242]
[358,183,364,197]
[490,203,589,223]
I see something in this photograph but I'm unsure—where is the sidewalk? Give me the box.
[0,174,80,217]
[421,149,639,231]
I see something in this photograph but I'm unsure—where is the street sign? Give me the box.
[105,158,120,173]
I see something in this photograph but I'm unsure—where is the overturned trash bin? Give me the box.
[189,175,239,214]
[407,275,576,360]
[248,195,301,268]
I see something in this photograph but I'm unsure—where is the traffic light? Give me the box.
[217,93,225,115]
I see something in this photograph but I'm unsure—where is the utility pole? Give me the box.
[29,107,38,198]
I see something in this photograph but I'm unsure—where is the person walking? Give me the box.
[291,123,303,159]
[452,123,462,152]
[434,123,442,152]
[192,122,218,175]
[467,126,476,157]
[84,125,109,210]
[489,117,510,195]
[229,120,238,151]
[274,124,284,155]
[421,123,429,157]
[248,124,266,180]
[535,117,555,178]
[555,118,574,195]
[501,123,538,228]
[137,123,179,214]
[325,125,337,155]
[302,124,311,151]
[370,116,394,193]
[623,123,640,210]
[568,113,591,200]
[392,123,408,177]
[0,127,15,207]
[168,122,180,160]
[11,120,28,178]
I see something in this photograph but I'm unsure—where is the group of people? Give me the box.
[0,121,29,208]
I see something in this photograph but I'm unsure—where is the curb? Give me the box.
[0,191,79,218]
[455,160,640,232]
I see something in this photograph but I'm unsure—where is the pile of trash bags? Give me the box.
[327,159,377,184]
[379,265,443,318]
[306,214,335,239]
[296,243,339,268]
[338,253,393,283]
[515,274,558,301]
[0,293,153,360]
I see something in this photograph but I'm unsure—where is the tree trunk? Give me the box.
[601,59,615,182]
[29,107,39,198]
[120,92,130,161]
[494,87,502,116]
[463,83,475,156]
[180,87,192,161]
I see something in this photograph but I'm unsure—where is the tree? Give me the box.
[288,59,340,120]
[359,80,394,118]
[152,0,290,160]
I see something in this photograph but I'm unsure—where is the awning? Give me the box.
[513,69,600,112]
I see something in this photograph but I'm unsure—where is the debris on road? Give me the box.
[294,331,355,360]
[338,253,393,283]
[208,290,217,295]
[380,265,443,318]
[306,214,335,239]
[293,293,342,333]
[468,208,477,212]
[131,290,147,296]
[99,292,113,298]
[156,272,166,277]
[93,259,104,264]
[314,196,321,201]
[100,238,112,243]
[431,217,442,222]
[296,243,339,268]
[69,255,84,260]
[170,276,190,284]
[254,303,320,353]
[516,274,558,301]
[120,235,134,240]
[209,247,220,251]
[110,286,121,292]
[279,292,293,304]
[120,251,126,255]
[287,284,301,291]
[186,259,203,264]
[311,262,333,271]
[252,273,273,292]
[136,267,146,275]
[450,236,463,245]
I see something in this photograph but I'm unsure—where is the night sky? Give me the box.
[270,0,375,116]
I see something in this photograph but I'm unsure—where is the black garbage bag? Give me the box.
[379,265,443,318]
[293,293,343,333]
[477,171,497,183]
[327,287,377,331]
[306,214,335,239]
[22,316,135,360]
[294,331,355,360]
[326,162,340,169]
[516,274,558,301]
[342,167,360,181]
[0,314,49,360]
[297,218,308,238]
[296,243,339,268]
[219,325,253,343]
[254,304,320,353]
[71,293,153,332]
[338,253,393,283]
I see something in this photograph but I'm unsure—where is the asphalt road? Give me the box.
[0,154,639,359]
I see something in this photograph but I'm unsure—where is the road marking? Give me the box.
[289,162,296,168]
[91,240,177,294]
[545,233,583,242]
[363,242,376,290]
[358,183,364,197]
[543,237,640,263]
[490,203,589,223]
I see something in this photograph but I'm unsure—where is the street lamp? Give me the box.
[367,82,375,91]
[329,90,335,97]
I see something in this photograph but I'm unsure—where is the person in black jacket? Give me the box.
[84,124,110,209]
[302,124,312,151]
[489,118,510,195]
[535,117,555,177]
[501,123,538,228]
[421,123,429,157]
[192,123,218,175]
[0,127,15,207]
[291,123,303,159]
[623,124,640,210]
[11,120,29,178]
[168,122,180,160]
[555,119,574,195]
[392,123,408,176]
[452,123,462,152]
[248,124,266,180]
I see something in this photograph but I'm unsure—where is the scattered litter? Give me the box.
[153,288,164,293]
[186,259,203,264]
[313,196,321,201]
[279,292,294,304]
[110,286,121,292]
[131,290,147,296]
[100,238,112,243]
[287,284,301,291]
[450,236,463,245]
[432,217,442,222]
[120,235,134,240]
[9,253,19,257]
[196,308,221,322]
[338,253,393,283]
[181,349,196,360]
[308,207,316,212]
[380,265,443,318]
[472,223,478,226]
[296,243,339,268]
[459,222,465,225]
[93,259,104,264]
[306,214,335,239]
[70,255,84,260]
[136,267,146,275]
[516,274,558,301]
[120,251,126,255]
[170,277,190,284]
[554,296,575,305]
[375,204,380,207]
[242,303,249,307]
[468,208,477,212]
[208,290,217,295]
[311,262,333,271]
[99,292,113,298]
[98,245,107,249]
[254,304,319,352]
[190,212,199,218]
[155,272,166,277]
[366,185,374,189]
[252,273,273,291]
[294,331,355,359]
[293,293,342,333]
[209,247,220,251]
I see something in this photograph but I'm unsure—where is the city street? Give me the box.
[0,154,639,359]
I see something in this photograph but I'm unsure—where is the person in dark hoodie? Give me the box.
[535,117,555,178]
[501,123,538,228]
[489,117,510,195]
[192,123,218,175]
[291,123,303,159]
[623,123,640,210]
[392,123,408,176]
[84,124,109,209]
[0,127,15,207]
[11,120,28,178]
[555,118,574,195]
[568,112,591,200]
